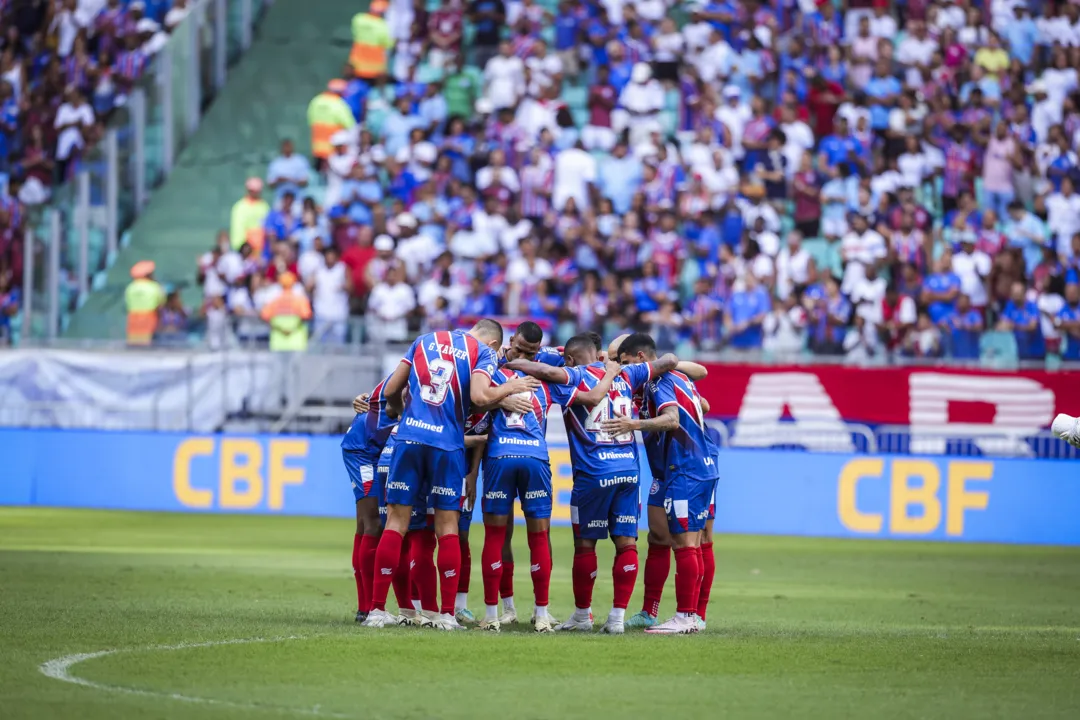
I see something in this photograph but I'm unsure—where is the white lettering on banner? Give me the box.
[524,490,548,499]
[498,436,541,447]
[599,475,638,487]
[431,486,458,497]
[598,450,635,460]
[732,372,854,452]
[908,374,1055,456]
[405,416,445,433]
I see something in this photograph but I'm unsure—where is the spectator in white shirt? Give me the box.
[394,212,441,280]
[309,246,352,344]
[896,21,937,87]
[952,236,992,308]
[54,88,95,178]
[266,138,311,200]
[614,63,664,147]
[776,231,813,301]
[476,148,521,194]
[715,85,751,160]
[1045,176,1080,259]
[484,41,526,109]
[553,141,597,211]
[506,237,553,314]
[297,235,328,286]
[367,263,416,342]
[840,213,888,295]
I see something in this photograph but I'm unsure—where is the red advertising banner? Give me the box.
[697,364,1080,430]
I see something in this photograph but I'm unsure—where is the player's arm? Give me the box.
[676,361,708,381]
[648,352,679,378]
[463,442,484,511]
[600,404,679,437]
[571,360,622,407]
[352,393,371,414]
[383,361,411,419]
[470,369,539,407]
[504,358,569,384]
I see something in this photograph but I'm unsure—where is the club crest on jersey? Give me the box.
[650,480,660,495]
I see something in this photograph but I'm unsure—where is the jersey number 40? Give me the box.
[585,396,632,443]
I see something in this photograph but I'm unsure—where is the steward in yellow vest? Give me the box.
[125,261,166,346]
[350,0,393,79]
[260,272,313,351]
[307,80,357,163]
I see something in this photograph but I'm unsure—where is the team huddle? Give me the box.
[342,319,720,634]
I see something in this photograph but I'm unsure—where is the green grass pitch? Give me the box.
[1,508,1079,720]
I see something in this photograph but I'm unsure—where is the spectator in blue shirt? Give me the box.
[724,273,771,350]
[1004,4,1038,66]
[998,280,1045,360]
[941,293,984,360]
[598,142,642,214]
[864,60,901,132]
[808,275,851,355]
[921,254,962,323]
[1057,284,1080,361]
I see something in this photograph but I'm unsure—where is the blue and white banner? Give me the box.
[1,430,1077,545]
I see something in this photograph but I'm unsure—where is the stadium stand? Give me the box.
[5,0,1080,365]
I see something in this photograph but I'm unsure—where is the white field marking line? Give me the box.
[39,636,354,718]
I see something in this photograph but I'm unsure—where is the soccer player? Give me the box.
[453,412,490,624]
[341,379,396,623]
[362,320,539,630]
[508,334,677,634]
[492,323,573,625]
[603,332,719,635]
[1052,413,1080,448]
[479,342,621,633]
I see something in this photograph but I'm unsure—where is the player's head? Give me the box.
[505,321,544,362]
[469,318,505,350]
[563,334,599,367]
[607,333,630,361]
[584,331,603,352]
[617,332,658,364]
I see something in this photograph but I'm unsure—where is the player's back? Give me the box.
[555,361,652,478]
[486,367,554,461]
[341,375,396,463]
[642,370,718,481]
[398,330,497,451]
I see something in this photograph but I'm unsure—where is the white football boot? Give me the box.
[645,614,700,635]
[360,609,395,628]
[555,610,594,632]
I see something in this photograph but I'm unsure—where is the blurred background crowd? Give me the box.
[6,0,1080,362]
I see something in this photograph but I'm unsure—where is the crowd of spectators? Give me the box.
[0,0,189,343]
[194,2,1080,361]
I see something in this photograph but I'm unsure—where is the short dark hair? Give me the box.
[472,318,504,345]
[516,321,544,344]
[584,331,603,351]
[564,334,596,357]
[617,332,657,359]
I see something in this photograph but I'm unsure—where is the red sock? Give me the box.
[527,530,552,607]
[641,542,671,617]
[391,532,412,612]
[458,534,472,594]
[697,542,716,620]
[351,534,366,613]
[411,529,438,612]
[572,550,597,609]
[674,546,703,614]
[437,533,462,615]
[481,524,508,607]
[358,534,379,613]
[500,560,515,601]
[612,544,638,610]
[370,529,402,611]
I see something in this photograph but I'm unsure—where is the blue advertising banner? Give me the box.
[1,430,1077,545]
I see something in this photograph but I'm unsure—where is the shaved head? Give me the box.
[608,333,630,361]
[469,318,505,348]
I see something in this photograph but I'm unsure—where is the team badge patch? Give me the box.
[650,480,659,495]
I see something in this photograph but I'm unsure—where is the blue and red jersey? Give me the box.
[551,361,655,478]
[641,370,719,483]
[397,330,499,451]
[340,375,397,465]
[486,367,555,462]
